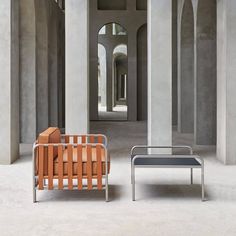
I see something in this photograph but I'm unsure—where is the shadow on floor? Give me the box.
[36,184,123,203]
[135,184,205,201]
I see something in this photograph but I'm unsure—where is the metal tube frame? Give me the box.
[131,145,205,202]
[32,135,109,203]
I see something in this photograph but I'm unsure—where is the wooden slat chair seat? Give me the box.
[33,127,110,202]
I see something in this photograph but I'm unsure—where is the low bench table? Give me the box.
[131,146,205,201]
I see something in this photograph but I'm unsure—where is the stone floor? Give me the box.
[1,121,236,235]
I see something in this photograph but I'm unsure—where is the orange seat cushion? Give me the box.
[53,147,110,176]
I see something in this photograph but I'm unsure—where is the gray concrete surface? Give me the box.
[0,0,19,164]
[148,0,172,149]
[1,121,236,235]
[217,0,236,164]
[65,0,89,134]
[195,0,216,145]
[179,0,194,133]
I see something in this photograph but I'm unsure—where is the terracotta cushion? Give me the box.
[53,147,110,176]
[37,127,61,175]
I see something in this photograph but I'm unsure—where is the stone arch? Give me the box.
[196,0,216,145]
[137,24,147,121]
[179,0,194,133]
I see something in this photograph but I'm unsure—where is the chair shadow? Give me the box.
[38,184,123,203]
[135,184,207,201]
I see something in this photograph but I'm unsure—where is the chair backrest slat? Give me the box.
[77,145,83,190]
[87,145,93,190]
[96,145,102,190]
[68,145,73,190]
[48,145,54,190]
[58,145,64,190]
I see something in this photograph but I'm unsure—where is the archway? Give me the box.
[97,23,128,120]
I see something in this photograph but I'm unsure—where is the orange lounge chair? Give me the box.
[32,127,110,202]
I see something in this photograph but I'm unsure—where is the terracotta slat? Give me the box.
[68,145,73,190]
[96,145,103,190]
[90,136,95,143]
[65,135,70,144]
[98,136,103,144]
[81,135,86,144]
[73,136,78,143]
[77,145,83,190]
[48,145,54,190]
[58,145,63,190]
[38,146,44,190]
[87,145,93,190]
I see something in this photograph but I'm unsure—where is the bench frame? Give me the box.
[32,134,109,203]
[131,146,205,201]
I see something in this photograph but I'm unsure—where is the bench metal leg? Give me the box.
[201,163,205,201]
[190,168,193,184]
[131,164,135,201]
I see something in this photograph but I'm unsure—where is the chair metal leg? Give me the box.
[105,175,109,202]
[131,164,135,201]
[33,189,36,203]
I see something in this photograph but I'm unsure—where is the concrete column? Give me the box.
[98,44,107,107]
[106,49,113,111]
[179,0,194,133]
[65,0,89,133]
[48,1,59,127]
[195,0,216,145]
[0,0,19,164]
[137,24,147,121]
[128,30,138,121]
[148,0,172,148]
[35,0,49,134]
[217,0,236,164]
[19,0,36,143]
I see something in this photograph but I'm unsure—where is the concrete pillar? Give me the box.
[128,30,138,121]
[0,0,19,164]
[106,48,113,111]
[19,0,36,143]
[217,0,236,164]
[35,0,49,134]
[65,0,89,133]
[179,0,194,133]
[195,0,216,145]
[172,0,178,126]
[98,44,107,107]
[137,24,147,121]
[48,1,59,127]
[148,0,172,149]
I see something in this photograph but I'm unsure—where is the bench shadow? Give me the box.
[38,184,122,203]
[136,184,207,201]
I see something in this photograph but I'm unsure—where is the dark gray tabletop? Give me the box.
[133,157,201,166]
